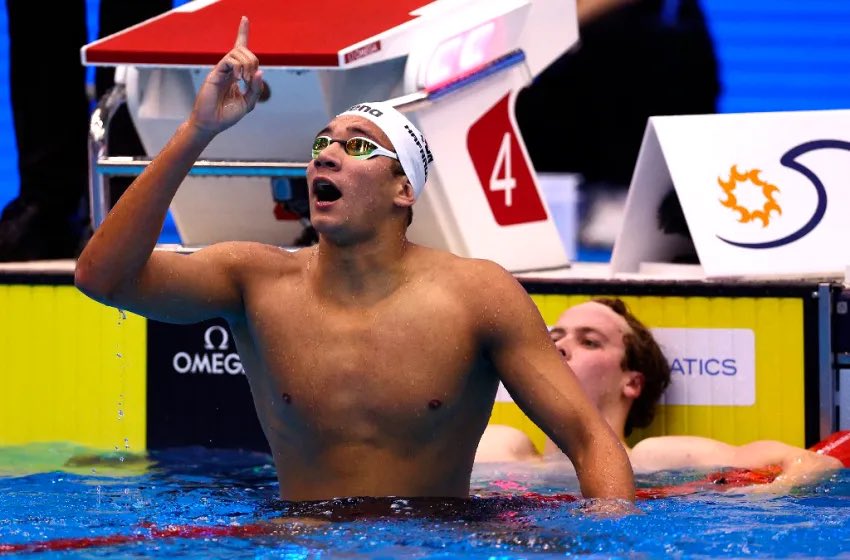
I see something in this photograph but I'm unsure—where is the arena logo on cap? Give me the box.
[338,101,432,198]
[345,104,384,118]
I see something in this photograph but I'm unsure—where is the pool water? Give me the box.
[1,445,849,558]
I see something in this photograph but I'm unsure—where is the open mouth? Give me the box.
[314,180,342,202]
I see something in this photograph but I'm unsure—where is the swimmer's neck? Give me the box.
[310,235,414,301]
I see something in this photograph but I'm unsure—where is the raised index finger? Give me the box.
[234,16,249,48]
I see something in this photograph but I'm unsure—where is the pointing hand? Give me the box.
[190,16,264,136]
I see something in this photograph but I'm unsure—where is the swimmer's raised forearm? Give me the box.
[77,18,259,309]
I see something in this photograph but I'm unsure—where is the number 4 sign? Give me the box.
[491,133,517,207]
[467,94,547,225]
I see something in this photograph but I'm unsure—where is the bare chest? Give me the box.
[238,290,492,439]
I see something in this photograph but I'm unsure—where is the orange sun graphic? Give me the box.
[717,165,782,227]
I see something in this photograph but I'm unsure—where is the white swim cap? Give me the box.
[337,101,434,198]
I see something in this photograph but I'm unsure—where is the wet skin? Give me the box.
[75,17,634,503]
[230,242,502,501]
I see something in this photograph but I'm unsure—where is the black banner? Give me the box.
[146,319,269,452]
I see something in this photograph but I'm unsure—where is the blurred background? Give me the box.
[0,0,848,255]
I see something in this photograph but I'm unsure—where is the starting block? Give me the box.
[82,0,579,272]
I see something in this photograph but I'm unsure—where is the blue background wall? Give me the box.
[0,1,848,241]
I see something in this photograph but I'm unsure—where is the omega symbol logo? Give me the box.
[204,325,230,350]
[172,324,244,375]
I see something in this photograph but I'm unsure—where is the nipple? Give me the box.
[428,399,442,410]
[282,392,292,404]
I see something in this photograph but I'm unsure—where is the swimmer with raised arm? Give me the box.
[75,17,635,504]
[476,298,842,492]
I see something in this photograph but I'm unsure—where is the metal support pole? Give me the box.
[95,159,308,179]
[817,282,837,438]
[88,83,128,230]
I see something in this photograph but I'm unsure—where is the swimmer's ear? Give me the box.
[393,176,416,209]
[623,370,644,400]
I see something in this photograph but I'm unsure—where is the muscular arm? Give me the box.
[476,262,635,501]
[631,436,842,491]
[76,123,242,322]
[75,17,264,323]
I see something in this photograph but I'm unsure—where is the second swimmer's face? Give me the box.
[549,301,631,408]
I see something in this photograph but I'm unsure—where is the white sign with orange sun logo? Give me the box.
[611,109,850,278]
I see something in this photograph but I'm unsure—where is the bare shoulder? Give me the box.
[410,246,522,297]
[189,241,305,277]
[191,240,299,263]
[630,435,734,472]
[632,435,720,452]
[475,424,540,463]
